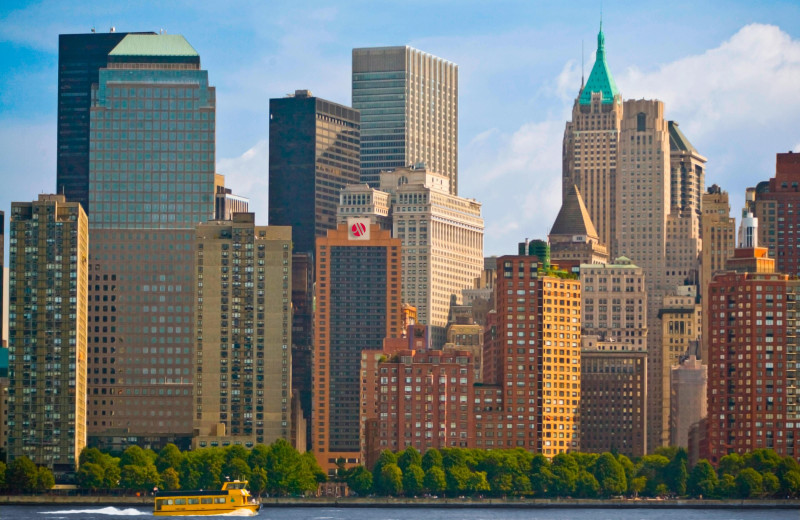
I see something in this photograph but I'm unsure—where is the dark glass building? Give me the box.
[57,32,152,212]
[268,90,360,254]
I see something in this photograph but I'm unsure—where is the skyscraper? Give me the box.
[7,195,88,475]
[548,184,609,272]
[194,215,292,448]
[313,221,401,473]
[268,90,360,255]
[562,25,622,250]
[86,33,216,449]
[700,185,736,361]
[57,31,152,211]
[353,46,458,195]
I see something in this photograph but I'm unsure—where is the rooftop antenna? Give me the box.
[91,26,96,33]
[581,39,585,89]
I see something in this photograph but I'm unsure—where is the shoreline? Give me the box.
[1,495,799,509]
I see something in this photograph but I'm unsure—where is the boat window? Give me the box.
[215,497,226,504]
[165,499,173,505]
[201,497,213,504]
[188,498,199,504]
[175,498,186,505]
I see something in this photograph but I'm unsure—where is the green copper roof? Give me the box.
[109,34,199,57]
[668,121,697,153]
[579,24,620,105]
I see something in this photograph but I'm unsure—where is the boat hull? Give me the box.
[153,503,260,516]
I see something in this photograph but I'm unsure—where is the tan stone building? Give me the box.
[700,186,736,361]
[549,185,609,272]
[338,166,483,346]
[193,214,292,449]
[7,195,88,475]
[670,355,707,449]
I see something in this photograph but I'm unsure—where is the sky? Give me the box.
[1,0,799,257]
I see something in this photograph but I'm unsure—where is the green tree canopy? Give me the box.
[735,468,763,498]
[592,452,627,496]
[687,459,717,497]
[6,457,39,492]
[156,444,184,473]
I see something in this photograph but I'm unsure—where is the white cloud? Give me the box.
[216,139,269,225]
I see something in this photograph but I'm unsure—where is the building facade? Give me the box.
[313,221,402,473]
[484,255,581,456]
[338,166,483,344]
[7,195,88,475]
[193,215,292,448]
[670,355,707,449]
[701,185,736,362]
[706,249,800,462]
[86,34,216,449]
[352,46,458,194]
[268,90,360,254]
[580,338,647,457]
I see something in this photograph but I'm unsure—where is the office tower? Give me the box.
[313,221,401,473]
[549,184,609,273]
[0,210,4,348]
[670,355,707,449]
[580,257,647,348]
[750,152,800,276]
[700,186,736,361]
[214,185,249,220]
[445,319,484,383]
[580,338,647,457]
[562,24,622,250]
[483,254,581,455]
[668,122,705,221]
[706,247,800,462]
[86,34,216,449]
[353,47,458,194]
[7,195,88,474]
[57,32,153,211]
[615,99,703,450]
[268,90,360,254]
[0,347,8,456]
[657,286,701,446]
[291,252,314,451]
[338,166,483,345]
[193,215,291,448]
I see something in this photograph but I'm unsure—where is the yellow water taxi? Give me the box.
[153,480,260,516]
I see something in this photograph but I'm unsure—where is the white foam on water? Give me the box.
[41,507,147,516]
[217,509,258,517]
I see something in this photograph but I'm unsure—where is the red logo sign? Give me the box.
[351,222,366,237]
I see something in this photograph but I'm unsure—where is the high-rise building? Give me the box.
[86,33,217,450]
[57,31,153,211]
[291,251,314,451]
[268,90,360,254]
[338,166,483,345]
[7,195,88,475]
[562,24,622,250]
[0,210,4,348]
[352,47,458,194]
[214,185,249,221]
[657,286,701,446]
[706,247,800,462]
[193,215,292,448]
[313,221,401,473]
[751,152,800,276]
[700,185,736,361]
[670,355,707,449]
[580,338,647,457]
[484,254,581,456]
[549,184,609,273]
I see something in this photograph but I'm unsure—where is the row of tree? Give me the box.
[342,447,800,499]
[0,458,55,493]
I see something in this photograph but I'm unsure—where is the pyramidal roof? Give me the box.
[668,121,697,154]
[579,22,620,105]
[550,184,599,239]
[109,34,199,57]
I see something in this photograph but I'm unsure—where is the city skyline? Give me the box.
[1,1,800,256]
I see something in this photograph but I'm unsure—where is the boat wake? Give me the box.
[41,507,147,516]
[217,509,259,517]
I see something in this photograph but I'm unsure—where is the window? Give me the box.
[637,112,646,132]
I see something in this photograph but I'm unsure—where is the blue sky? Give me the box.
[1,0,799,256]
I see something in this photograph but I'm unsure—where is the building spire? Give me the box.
[578,15,619,105]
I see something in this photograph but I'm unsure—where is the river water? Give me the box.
[0,505,796,520]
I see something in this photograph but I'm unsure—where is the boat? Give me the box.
[153,480,261,516]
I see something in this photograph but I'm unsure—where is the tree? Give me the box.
[223,457,252,482]
[780,470,800,498]
[423,466,446,495]
[665,448,688,496]
[735,468,763,498]
[422,449,443,471]
[0,461,5,490]
[377,463,403,496]
[687,459,717,497]
[636,455,669,497]
[575,471,599,498]
[249,467,269,498]
[77,462,106,490]
[398,447,422,473]
[35,467,55,491]
[761,472,779,497]
[120,463,160,492]
[161,468,180,491]
[466,471,491,495]
[592,452,627,497]
[346,466,373,496]
[717,453,744,478]
[445,464,471,496]
[248,444,270,471]
[6,457,38,492]
[402,464,424,496]
[120,445,154,468]
[156,444,184,473]
[630,476,646,498]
